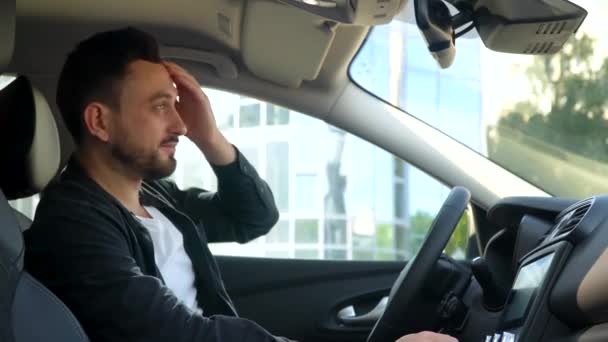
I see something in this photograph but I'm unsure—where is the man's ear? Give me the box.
[82,102,112,142]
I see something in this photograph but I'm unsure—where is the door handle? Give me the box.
[337,296,388,326]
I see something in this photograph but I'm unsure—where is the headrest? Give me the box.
[0,76,61,200]
[0,0,15,70]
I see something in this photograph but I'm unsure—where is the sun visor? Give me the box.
[0,0,16,71]
[242,0,335,88]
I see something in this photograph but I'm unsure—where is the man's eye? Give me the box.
[155,103,168,111]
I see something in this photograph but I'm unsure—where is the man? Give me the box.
[24,27,456,342]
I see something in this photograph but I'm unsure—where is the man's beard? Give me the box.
[109,139,177,180]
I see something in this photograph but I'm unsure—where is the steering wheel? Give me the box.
[367,186,470,342]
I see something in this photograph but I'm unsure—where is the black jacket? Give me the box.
[24,149,288,342]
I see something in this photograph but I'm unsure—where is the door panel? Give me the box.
[216,256,405,342]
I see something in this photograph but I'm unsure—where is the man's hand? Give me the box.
[396,332,458,342]
[163,61,236,165]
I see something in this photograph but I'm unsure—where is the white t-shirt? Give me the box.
[136,206,202,315]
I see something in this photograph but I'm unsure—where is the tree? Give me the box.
[409,211,434,254]
[445,212,469,258]
[488,34,608,164]
[486,34,608,197]
[407,210,469,259]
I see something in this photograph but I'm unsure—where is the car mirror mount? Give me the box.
[414,0,587,69]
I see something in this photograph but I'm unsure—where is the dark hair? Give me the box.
[56,27,161,144]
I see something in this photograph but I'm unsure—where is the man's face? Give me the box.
[105,60,186,180]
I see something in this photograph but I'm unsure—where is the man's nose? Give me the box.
[170,108,188,136]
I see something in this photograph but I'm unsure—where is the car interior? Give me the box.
[2,0,608,341]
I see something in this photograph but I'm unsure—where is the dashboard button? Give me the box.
[502,332,515,342]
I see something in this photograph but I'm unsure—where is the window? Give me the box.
[266,142,289,212]
[267,104,290,125]
[295,174,317,211]
[350,0,608,199]
[239,103,260,127]
[206,88,236,130]
[172,89,472,261]
[294,219,318,243]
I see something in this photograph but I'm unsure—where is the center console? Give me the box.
[482,241,571,342]
[472,196,605,342]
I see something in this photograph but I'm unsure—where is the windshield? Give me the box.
[350,1,608,199]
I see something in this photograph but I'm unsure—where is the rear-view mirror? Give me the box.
[474,0,587,55]
[414,0,587,69]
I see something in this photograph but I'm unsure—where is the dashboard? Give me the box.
[478,196,608,341]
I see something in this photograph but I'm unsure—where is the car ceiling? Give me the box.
[10,0,369,104]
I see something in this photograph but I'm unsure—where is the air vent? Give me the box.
[536,21,568,35]
[524,43,540,54]
[556,199,592,235]
[524,42,556,54]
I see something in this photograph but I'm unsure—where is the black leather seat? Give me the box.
[0,76,89,342]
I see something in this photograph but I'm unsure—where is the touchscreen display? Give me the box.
[502,253,555,326]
